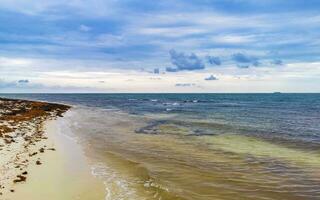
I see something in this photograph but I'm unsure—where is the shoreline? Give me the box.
[0,98,105,199]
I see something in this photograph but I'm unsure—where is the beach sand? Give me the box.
[0,98,105,200]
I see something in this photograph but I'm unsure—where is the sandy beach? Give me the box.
[0,98,105,200]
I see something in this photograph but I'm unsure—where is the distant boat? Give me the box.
[273,92,281,94]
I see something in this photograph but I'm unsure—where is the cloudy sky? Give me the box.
[0,0,320,93]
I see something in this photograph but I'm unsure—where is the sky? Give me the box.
[0,0,320,93]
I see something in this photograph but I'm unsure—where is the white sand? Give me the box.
[1,117,106,200]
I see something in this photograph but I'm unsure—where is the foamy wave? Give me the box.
[91,163,138,200]
[55,111,79,143]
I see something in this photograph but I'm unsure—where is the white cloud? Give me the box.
[211,35,255,44]
[95,34,125,47]
[138,27,206,37]
[0,0,118,18]
[79,24,91,32]
[0,57,32,67]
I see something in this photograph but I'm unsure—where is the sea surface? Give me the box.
[1,93,320,200]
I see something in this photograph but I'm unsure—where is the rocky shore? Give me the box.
[0,98,70,196]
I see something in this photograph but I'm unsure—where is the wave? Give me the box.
[90,151,184,200]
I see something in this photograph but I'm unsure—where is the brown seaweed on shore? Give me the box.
[36,160,42,165]
[0,97,70,194]
[13,175,27,183]
[0,98,70,122]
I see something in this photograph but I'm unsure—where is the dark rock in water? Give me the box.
[135,128,158,134]
[135,120,168,135]
[188,129,217,136]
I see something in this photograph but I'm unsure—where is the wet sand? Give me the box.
[0,98,105,199]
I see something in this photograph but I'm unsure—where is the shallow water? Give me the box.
[1,93,320,199]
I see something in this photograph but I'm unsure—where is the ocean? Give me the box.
[1,93,320,199]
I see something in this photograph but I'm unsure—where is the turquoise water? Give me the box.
[1,93,320,199]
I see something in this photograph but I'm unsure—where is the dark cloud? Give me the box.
[175,83,196,87]
[206,56,221,65]
[237,64,250,69]
[153,68,160,74]
[18,79,29,83]
[167,49,205,72]
[232,53,254,63]
[0,79,30,89]
[252,60,261,67]
[0,79,37,91]
[166,67,179,72]
[204,75,218,81]
[232,53,260,68]
[271,59,283,65]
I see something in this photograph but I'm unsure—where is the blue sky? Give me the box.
[0,0,320,92]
